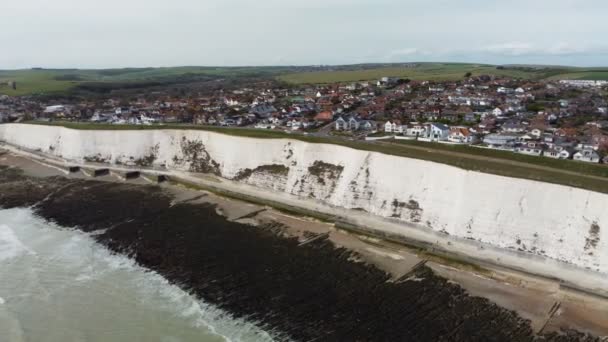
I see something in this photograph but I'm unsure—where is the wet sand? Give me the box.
[1,149,607,340]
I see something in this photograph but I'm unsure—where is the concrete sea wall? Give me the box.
[1,123,606,276]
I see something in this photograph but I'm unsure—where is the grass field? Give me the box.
[2,63,608,96]
[0,66,288,96]
[546,70,608,81]
[390,140,608,178]
[0,70,78,96]
[16,121,608,194]
[277,63,608,84]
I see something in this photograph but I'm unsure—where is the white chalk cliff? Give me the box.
[1,123,606,278]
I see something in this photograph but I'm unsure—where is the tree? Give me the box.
[464,72,472,78]
[526,102,545,112]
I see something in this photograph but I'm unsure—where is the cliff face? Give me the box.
[1,123,606,275]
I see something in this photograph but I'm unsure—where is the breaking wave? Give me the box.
[0,207,277,342]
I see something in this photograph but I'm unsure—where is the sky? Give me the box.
[2,0,608,69]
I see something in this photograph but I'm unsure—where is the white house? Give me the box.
[515,142,543,156]
[347,117,360,131]
[501,121,526,133]
[405,123,427,137]
[448,127,476,144]
[483,134,519,149]
[384,120,402,133]
[574,149,601,163]
[140,114,157,125]
[286,119,298,129]
[224,98,240,106]
[358,120,375,131]
[559,80,608,87]
[545,148,575,159]
[335,117,347,131]
[428,123,449,141]
[529,128,542,138]
[44,105,66,114]
[492,107,504,116]
[255,122,276,130]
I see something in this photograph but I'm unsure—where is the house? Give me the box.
[314,111,333,122]
[501,121,526,133]
[577,139,597,151]
[574,149,601,163]
[483,134,519,149]
[545,147,575,159]
[463,113,478,123]
[287,118,312,131]
[428,123,449,141]
[492,107,504,116]
[358,120,375,131]
[140,114,157,125]
[255,121,276,130]
[529,128,543,138]
[44,105,66,114]
[378,77,399,87]
[221,118,237,126]
[251,103,276,118]
[347,117,360,131]
[405,123,427,138]
[335,117,346,131]
[559,80,608,87]
[335,117,348,131]
[224,98,240,107]
[515,141,544,156]
[384,120,402,133]
[448,127,476,144]
[207,116,218,125]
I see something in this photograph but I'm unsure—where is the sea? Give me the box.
[0,207,275,342]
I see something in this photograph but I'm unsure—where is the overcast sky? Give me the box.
[2,0,608,69]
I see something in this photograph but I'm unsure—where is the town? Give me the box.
[1,75,608,164]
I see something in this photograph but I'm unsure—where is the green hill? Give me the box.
[0,66,289,96]
[1,63,608,96]
[277,63,608,84]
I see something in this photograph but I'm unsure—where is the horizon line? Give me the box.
[3,61,608,72]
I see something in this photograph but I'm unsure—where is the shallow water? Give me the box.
[0,208,275,342]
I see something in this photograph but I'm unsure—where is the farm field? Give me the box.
[2,63,608,96]
[277,63,608,84]
[0,66,289,96]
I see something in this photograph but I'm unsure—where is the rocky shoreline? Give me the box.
[0,165,601,341]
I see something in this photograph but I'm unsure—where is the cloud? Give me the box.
[481,42,535,56]
[1,0,608,68]
[385,48,436,62]
[390,48,423,56]
[480,42,605,56]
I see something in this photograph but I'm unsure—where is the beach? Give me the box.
[0,149,606,341]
